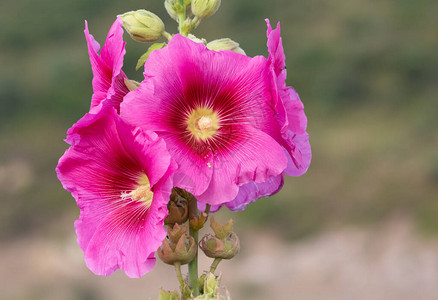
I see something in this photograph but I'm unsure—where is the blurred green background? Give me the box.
[1,0,438,299]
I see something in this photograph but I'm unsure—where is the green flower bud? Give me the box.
[207,38,246,55]
[188,34,207,45]
[164,0,181,21]
[120,10,165,42]
[191,0,221,19]
[123,78,140,91]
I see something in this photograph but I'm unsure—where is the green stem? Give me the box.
[177,0,187,36]
[209,258,222,274]
[188,226,199,296]
[162,31,172,42]
[174,262,185,288]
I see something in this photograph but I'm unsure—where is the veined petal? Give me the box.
[56,106,173,277]
[196,127,287,205]
[121,32,308,207]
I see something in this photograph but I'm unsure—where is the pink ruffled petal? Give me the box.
[226,174,284,211]
[83,190,169,278]
[56,106,173,277]
[266,19,312,175]
[84,17,129,113]
[197,127,287,205]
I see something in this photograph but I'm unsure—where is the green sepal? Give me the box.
[136,42,166,70]
[158,288,179,300]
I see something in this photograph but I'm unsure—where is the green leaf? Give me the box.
[136,43,166,71]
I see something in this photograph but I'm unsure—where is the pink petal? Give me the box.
[84,17,129,113]
[226,174,284,211]
[196,127,287,205]
[266,19,312,174]
[56,106,173,277]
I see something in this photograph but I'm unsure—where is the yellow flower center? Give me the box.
[122,174,153,206]
[187,107,219,140]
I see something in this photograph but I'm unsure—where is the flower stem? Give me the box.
[209,258,222,274]
[174,262,185,288]
[188,226,199,296]
[178,0,187,36]
[162,31,172,42]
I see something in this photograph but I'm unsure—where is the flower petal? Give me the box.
[197,127,287,205]
[266,19,312,175]
[226,174,284,211]
[56,106,173,277]
[85,17,129,113]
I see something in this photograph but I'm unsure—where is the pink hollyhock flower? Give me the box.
[85,17,130,113]
[120,33,303,207]
[209,20,312,212]
[56,105,175,278]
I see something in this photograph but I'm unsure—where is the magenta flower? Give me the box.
[85,17,130,113]
[214,20,312,211]
[120,32,305,207]
[56,105,175,278]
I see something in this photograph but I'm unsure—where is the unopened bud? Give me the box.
[191,0,221,19]
[124,78,140,91]
[200,232,240,260]
[188,34,207,45]
[164,0,181,21]
[120,10,165,42]
[207,38,246,55]
[181,18,198,35]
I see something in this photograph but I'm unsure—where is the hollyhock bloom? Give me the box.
[85,17,130,113]
[56,105,175,278]
[121,32,304,207]
[203,20,312,212]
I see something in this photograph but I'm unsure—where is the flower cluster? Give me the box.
[56,0,310,288]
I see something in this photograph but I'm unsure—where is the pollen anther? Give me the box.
[122,174,154,206]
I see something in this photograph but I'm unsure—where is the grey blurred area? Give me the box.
[1,0,437,299]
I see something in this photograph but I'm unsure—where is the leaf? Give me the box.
[136,43,166,71]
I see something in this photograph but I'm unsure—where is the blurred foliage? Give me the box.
[1,0,437,240]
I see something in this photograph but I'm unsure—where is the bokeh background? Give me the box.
[1,0,438,299]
